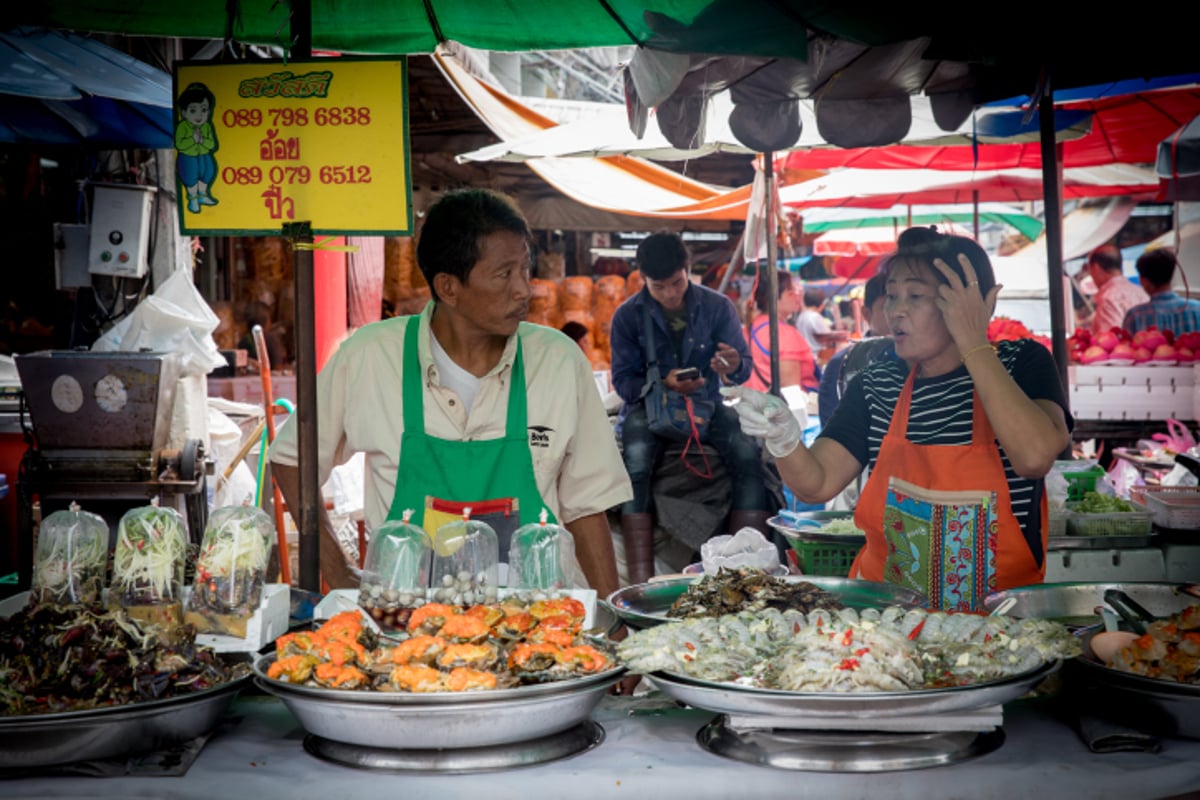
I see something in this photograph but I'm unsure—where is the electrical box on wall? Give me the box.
[53,223,91,289]
[88,184,156,278]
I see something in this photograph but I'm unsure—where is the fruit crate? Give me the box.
[1064,502,1154,537]
[1130,486,1200,530]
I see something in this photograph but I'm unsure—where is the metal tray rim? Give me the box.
[253,653,626,705]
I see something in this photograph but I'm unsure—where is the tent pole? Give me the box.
[972,190,980,239]
[764,152,781,396]
[290,0,321,591]
[1038,77,1073,443]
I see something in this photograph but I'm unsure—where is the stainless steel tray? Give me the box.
[767,514,866,546]
[253,653,625,705]
[256,671,621,750]
[603,576,927,630]
[0,676,247,769]
[648,660,1059,719]
[983,581,1200,628]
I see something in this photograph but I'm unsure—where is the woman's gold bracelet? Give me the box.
[960,343,997,364]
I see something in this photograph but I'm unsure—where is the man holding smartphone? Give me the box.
[609,230,775,585]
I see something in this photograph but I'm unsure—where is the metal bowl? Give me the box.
[983,582,1200,628]
[1067,625,1200,739]
[253,653,623,706]
[255,669,622,749]
[649,660,1059,719]
[603,576,928,630]
[0,674,248,769]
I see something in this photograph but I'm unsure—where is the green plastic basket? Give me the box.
[789,539,860,577]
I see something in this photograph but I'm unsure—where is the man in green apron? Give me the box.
[271,189,632,598]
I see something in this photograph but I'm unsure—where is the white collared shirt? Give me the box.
[270,301,632,533]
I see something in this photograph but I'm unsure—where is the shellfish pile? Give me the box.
[618,606,1079,692]
[667,567,845,619]
[267,596,617,694]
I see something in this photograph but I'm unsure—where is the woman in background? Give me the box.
[744,270,818,393]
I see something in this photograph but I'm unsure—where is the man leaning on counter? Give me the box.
[269,188,632,598]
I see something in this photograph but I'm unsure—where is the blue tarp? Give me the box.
[0,27,172,148]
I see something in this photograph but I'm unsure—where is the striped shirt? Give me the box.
[819,339,1073,562]
[1121,292,1200,336]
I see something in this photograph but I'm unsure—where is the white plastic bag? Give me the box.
[92,268,225,377]
[700,527,781,573]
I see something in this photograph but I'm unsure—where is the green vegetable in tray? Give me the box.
[816,518,866,536]
[1073,491,1137,514]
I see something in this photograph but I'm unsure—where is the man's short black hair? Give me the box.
[636,230,690,281]
[1135,248,1178,288]
[416,188,531,302]
[803,286,827,309]
[863,267,888,309]
[1088,244,1123,274]
[561,320,589,342]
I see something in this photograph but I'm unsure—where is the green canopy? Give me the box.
[16,2,1199,105]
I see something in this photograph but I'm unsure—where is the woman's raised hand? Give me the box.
[931,253,1001,353]
[719,386,802,458]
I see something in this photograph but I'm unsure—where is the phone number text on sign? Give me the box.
[221,165,373,186]
[221,107,373,127]
[175,58,411,235]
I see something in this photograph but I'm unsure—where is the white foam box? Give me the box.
[191,582,290,653]
[315,587,598,633]
[0,584,288,653]
[1068,364,1197,421]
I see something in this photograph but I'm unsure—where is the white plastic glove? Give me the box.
[719,385,803,458]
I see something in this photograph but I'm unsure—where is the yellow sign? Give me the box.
[173,58,411,235]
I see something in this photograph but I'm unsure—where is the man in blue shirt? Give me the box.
[609,231,773,584]
[1122,248,1200,335]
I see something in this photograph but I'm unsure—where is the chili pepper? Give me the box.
[835,658,859,671]
[1136,634,1155,650]
[908,619,926,640]
[841,629,854,646]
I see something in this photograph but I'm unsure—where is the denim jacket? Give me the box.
[610,283,751,416]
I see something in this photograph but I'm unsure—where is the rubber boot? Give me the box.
[621,512,655,586]
[728,510,774,538]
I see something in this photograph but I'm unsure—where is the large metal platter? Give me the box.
[0,675,247,769]
[647,660,1059,719]
[1066,625,1200,739]
[256,671,620,750]
[982,581,1200,629]
[603,576,927,630]
[253,653,625,705]
[1047,533,1159,550]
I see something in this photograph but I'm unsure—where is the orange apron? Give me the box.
[849,368,1045,610]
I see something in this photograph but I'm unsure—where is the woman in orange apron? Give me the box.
[722,227,1073,611]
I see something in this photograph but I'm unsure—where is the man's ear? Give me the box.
[433,273,459,308]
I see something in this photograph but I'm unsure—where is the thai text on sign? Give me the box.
[173,58,411,236]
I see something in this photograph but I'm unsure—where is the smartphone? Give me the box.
[675,367,701,381]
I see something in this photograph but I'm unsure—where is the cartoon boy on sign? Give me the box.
[175,82,219,214]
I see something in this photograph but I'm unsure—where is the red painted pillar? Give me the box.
[312,237,347,371]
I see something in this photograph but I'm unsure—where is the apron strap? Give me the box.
[402,315,424,433]
[505,335,527,440]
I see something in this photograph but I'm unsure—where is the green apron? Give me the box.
[385,315,557,561]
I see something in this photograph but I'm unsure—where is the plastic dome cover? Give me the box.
[112,499,188,611]
[185,503,274,635]
[429,509,499,605]
[358,510,434,629]
[508,508,575,591]
[31,501,109,606]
